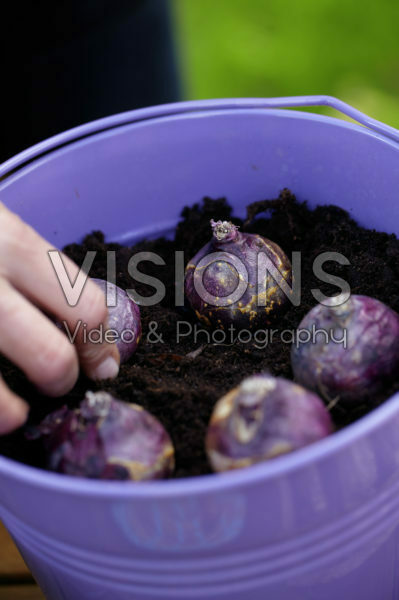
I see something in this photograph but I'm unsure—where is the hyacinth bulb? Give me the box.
[92,278,141,362]
[185,220,292,330]
[291,294,399,404]
[206,374,332,472]
[29,391,175,481]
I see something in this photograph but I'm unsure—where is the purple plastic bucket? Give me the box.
[1,96,399,600]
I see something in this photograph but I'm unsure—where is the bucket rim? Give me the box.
[1,94,399,181]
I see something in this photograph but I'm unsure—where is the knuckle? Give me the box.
[0,202,11,220]
[0,208,32,257]
[0,290,22,321]
[0,207,23,237]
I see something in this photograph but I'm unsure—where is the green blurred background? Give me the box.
[173,0,399,127]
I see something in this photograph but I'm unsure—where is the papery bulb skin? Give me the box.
[291,294,399,404]
[29,392,175,481]
[206,374,332,473]
[185,220,292,330]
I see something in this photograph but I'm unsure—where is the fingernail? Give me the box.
[91,356,119,381]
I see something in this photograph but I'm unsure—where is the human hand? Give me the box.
[0,203,120,434]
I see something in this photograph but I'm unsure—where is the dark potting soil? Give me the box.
[1,188,399,478]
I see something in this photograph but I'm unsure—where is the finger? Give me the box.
[0,279,79,396]
[0,204,120,380]
[0,376,29,434]
[55,280,120,381]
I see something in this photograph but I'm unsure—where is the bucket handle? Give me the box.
[161,95,399,145]
[245,95,399,144]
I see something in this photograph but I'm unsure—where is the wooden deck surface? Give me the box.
[0,521,44,599]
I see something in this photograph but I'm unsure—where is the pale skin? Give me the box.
[0,203,120,434]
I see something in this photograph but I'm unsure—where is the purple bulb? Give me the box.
[92,278,141,363]
[291,294,399,404]
[206,374,332,472]
[185,220,291,330]
[29,391,175,480]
